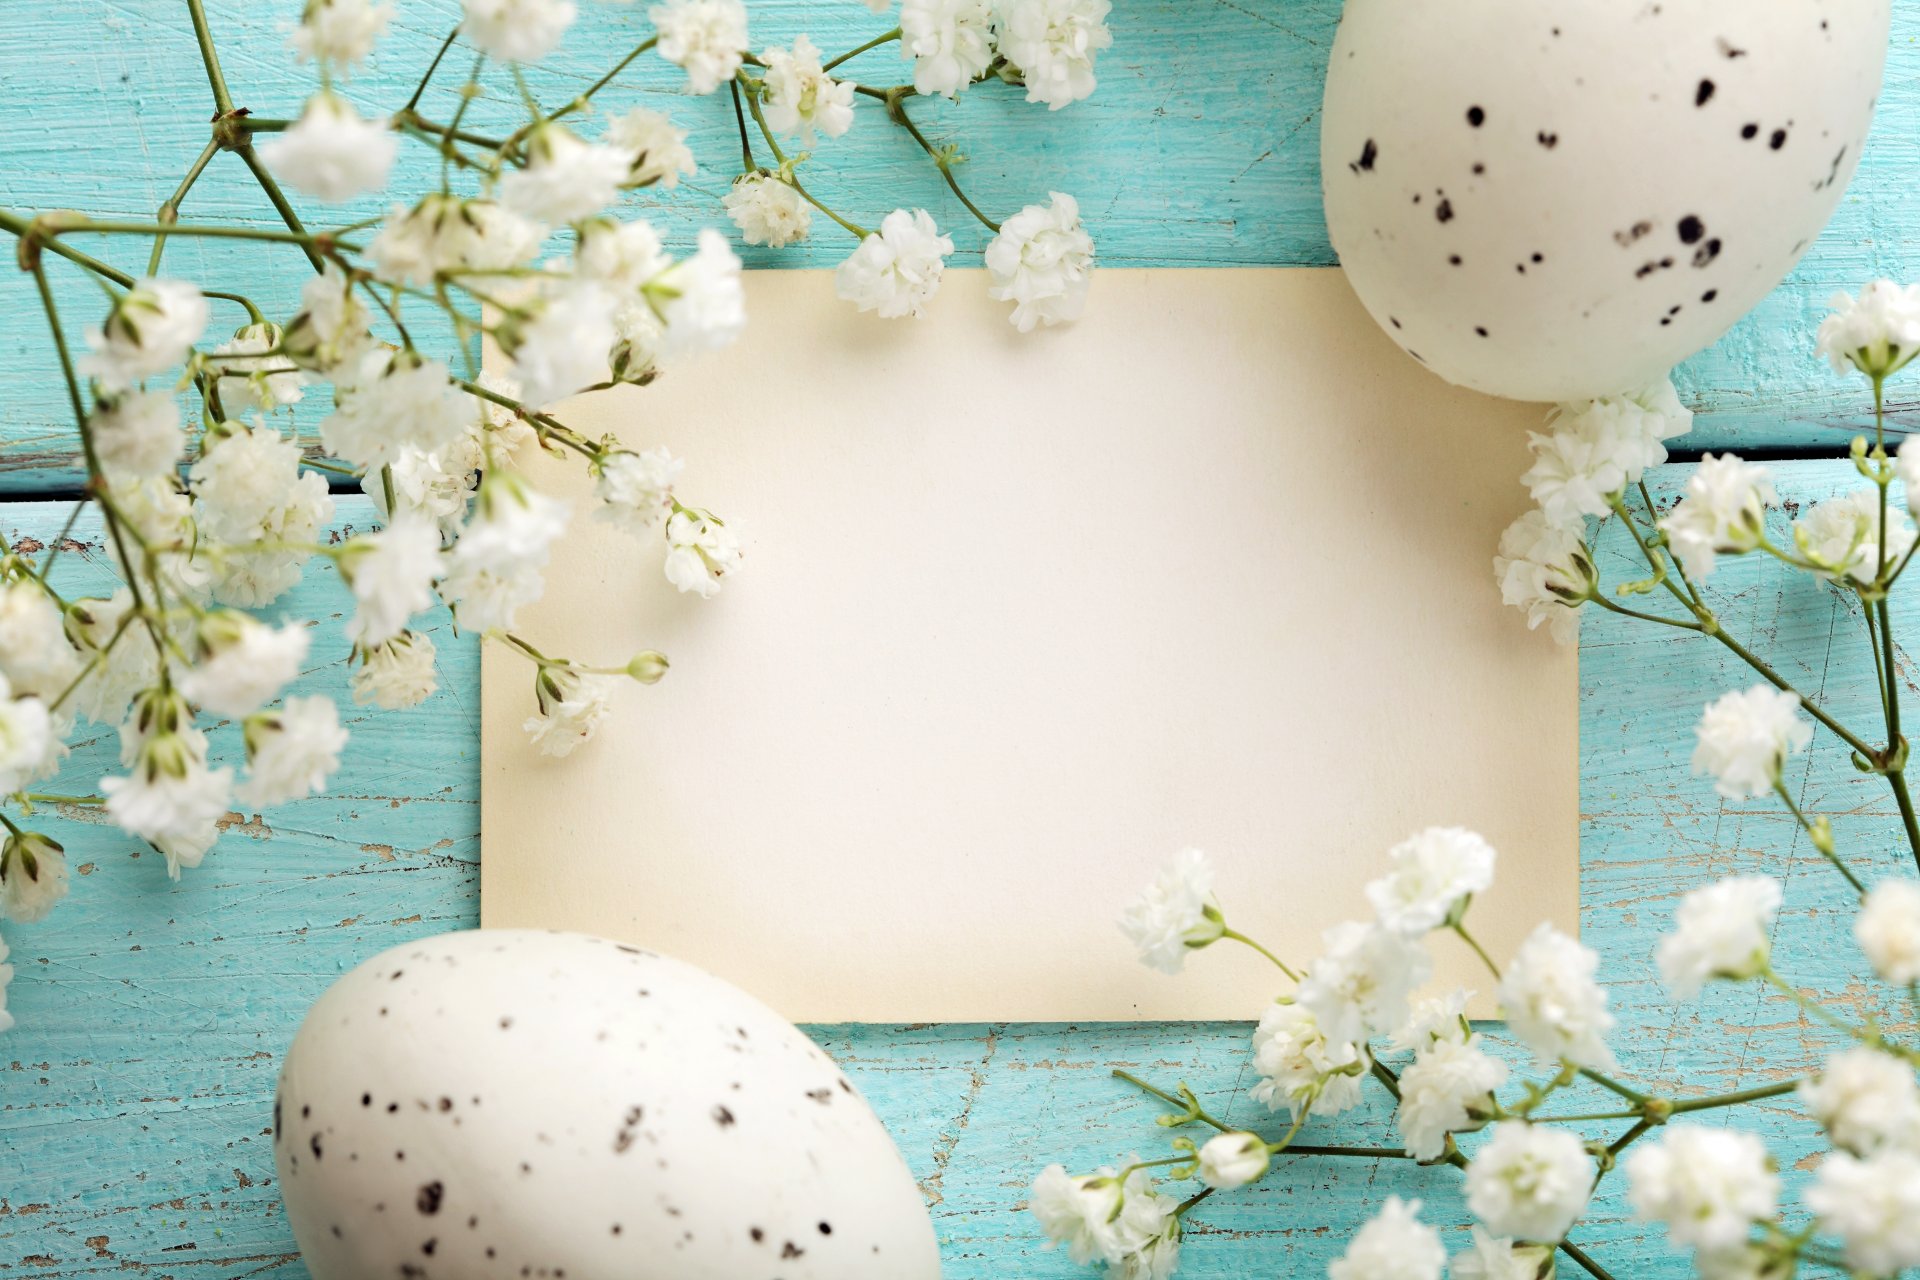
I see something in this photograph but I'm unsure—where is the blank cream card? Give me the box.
[479,267,1578,1022]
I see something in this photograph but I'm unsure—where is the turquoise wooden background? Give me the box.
[1,2,1918,1276]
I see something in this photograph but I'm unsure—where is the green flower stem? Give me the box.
[26,261,167,666]
[1527,1109,1642,1123]
[1558,1239,1618,1280]
[527,34,658,137]
[1280,1144,1414,1160]
[0,209,265,319]
[1587,594,1702,632]
[1864,599,1896,725]
[1669,1079,1800,1113]
[232,143,326,272]
[1763,967,1913,1060]
[1614,491,1886,762]
[729,81,759,174]
[823,27,902,72]
[148,137,221,276]
[735,73,872,239]
[453,376,598,460]
[28,215,359,254]
[185,0,234,114]
[1173,1186,1213,1219]
[1110,1069,1230,1133]
[1578,1068,1650,1107]
[1771,779,1865,894]
[883,91,1001,233]
[1452,922,1502,980]
[1368,1056,1402,1102]
[21,792,104,807]
[404,26,463,114]
[1219,927,1299,981]
[1605,1117,1655,1157]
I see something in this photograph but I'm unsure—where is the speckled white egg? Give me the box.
[274,930,940,1279]
[1321,1,1889,402]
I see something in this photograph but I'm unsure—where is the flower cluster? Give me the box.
[0,0,1107,1030]
[1038,282,1920,1278]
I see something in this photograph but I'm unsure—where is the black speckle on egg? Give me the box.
[1537,131,1559,149]
[1389,316,1402,329]
[1719,37,1747,58]
[713,1105,736,1127]
[1692,238,1722,268]
[418,1181,444,1215]
[1770,127,1789,150]
[1474,326,1489,338]
[819,1222,834,1236]
[1531,252,1544,264]
[1448,254,1463,267]
[360,1093,372,1108]
[1702,289,1719,303]
[1350,138,1378,174]
[750,1227,766,1244]
[309,1133,323,1161]
[1466,105,1485,127]
[1434,198,1454,224]
[782,1242,806,1260]
[1741,122,1760,140]
[1695,79,1715,107]
[1677,216,1705,245]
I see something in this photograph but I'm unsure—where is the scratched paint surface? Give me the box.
[0,466,1905,1277]
[1,1,1918,1275]
[2,0,1920,484]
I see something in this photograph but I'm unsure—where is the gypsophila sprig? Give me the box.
[0,0,1111,1033]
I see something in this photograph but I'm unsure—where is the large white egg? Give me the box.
[1321,1,1889,402]
[274,930,940,1279]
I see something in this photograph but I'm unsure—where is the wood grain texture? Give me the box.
[1,0,1918,492]
[0,463,1908,1277]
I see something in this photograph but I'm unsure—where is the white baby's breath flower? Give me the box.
[291,0,393,71]
[0,684,53,800]
[835,208,953,319]
[322,348,476,470]
[1449,1229,1553,1280]
[212,322,307,413]
[1395,1032,1507,1161]
[1858,879,1920,985]
[364,442,478,535]
[1298,920,1431,1045]
[574,217,670,293]
[1195,1131,1269,1190]
[178,614,310,718]
[1110,1168,1180,1279]
[89,390,182,480]
[68,590,158,727]
[1808,1148,1920,1274]
[1800,1046,1920,1155]
[595,448,682,535]
[664,508,742,598]
[238,695,349,807]
[1794,487,1917,585]
[651,0,749,94]
[354,631,438,710]
[1498,921,1615,1071]
[1523,389,1684,528]
[1691,685,1812,800]
[1818,280,1920,379]
[1389,987,1472,1052]
[258,92,396,203]
[652,228,746,356]
[524,666,617,757]
[1366,826,1496,935]
[1626,1124,1779,1252]
[900,0,995,98]
[102,726,235,879]
[0,583,85,707]
[369,194,543,287]
[1493,509,1591,645]
[442,483,570,632]
[80,279,208,391]
[1327,1196,1444,1280]
[1029,1164,1123,1266]
[188,421,334,607]
[343,515,442,647]
[1464,1122,1594,1244]
[1117,847,1223,973]
[985,192,1094,331]
[284,262,373,373]
[1657,874,1783,999]
[995,0,1113,110]
[604,108,697,189]
[500,126,628,226]
[1250,1000,1369,1121]
[461,0,577,62]
[723,173,812,248]
[1660,453,1779,580]
[503,284,618,410]
[761,35,856,143]
[0,831,67,924]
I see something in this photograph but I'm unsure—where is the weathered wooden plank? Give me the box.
[2,1,1919,497]
[0,463,1911,1276]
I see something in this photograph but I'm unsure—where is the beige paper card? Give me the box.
[479,267,1577,1022]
